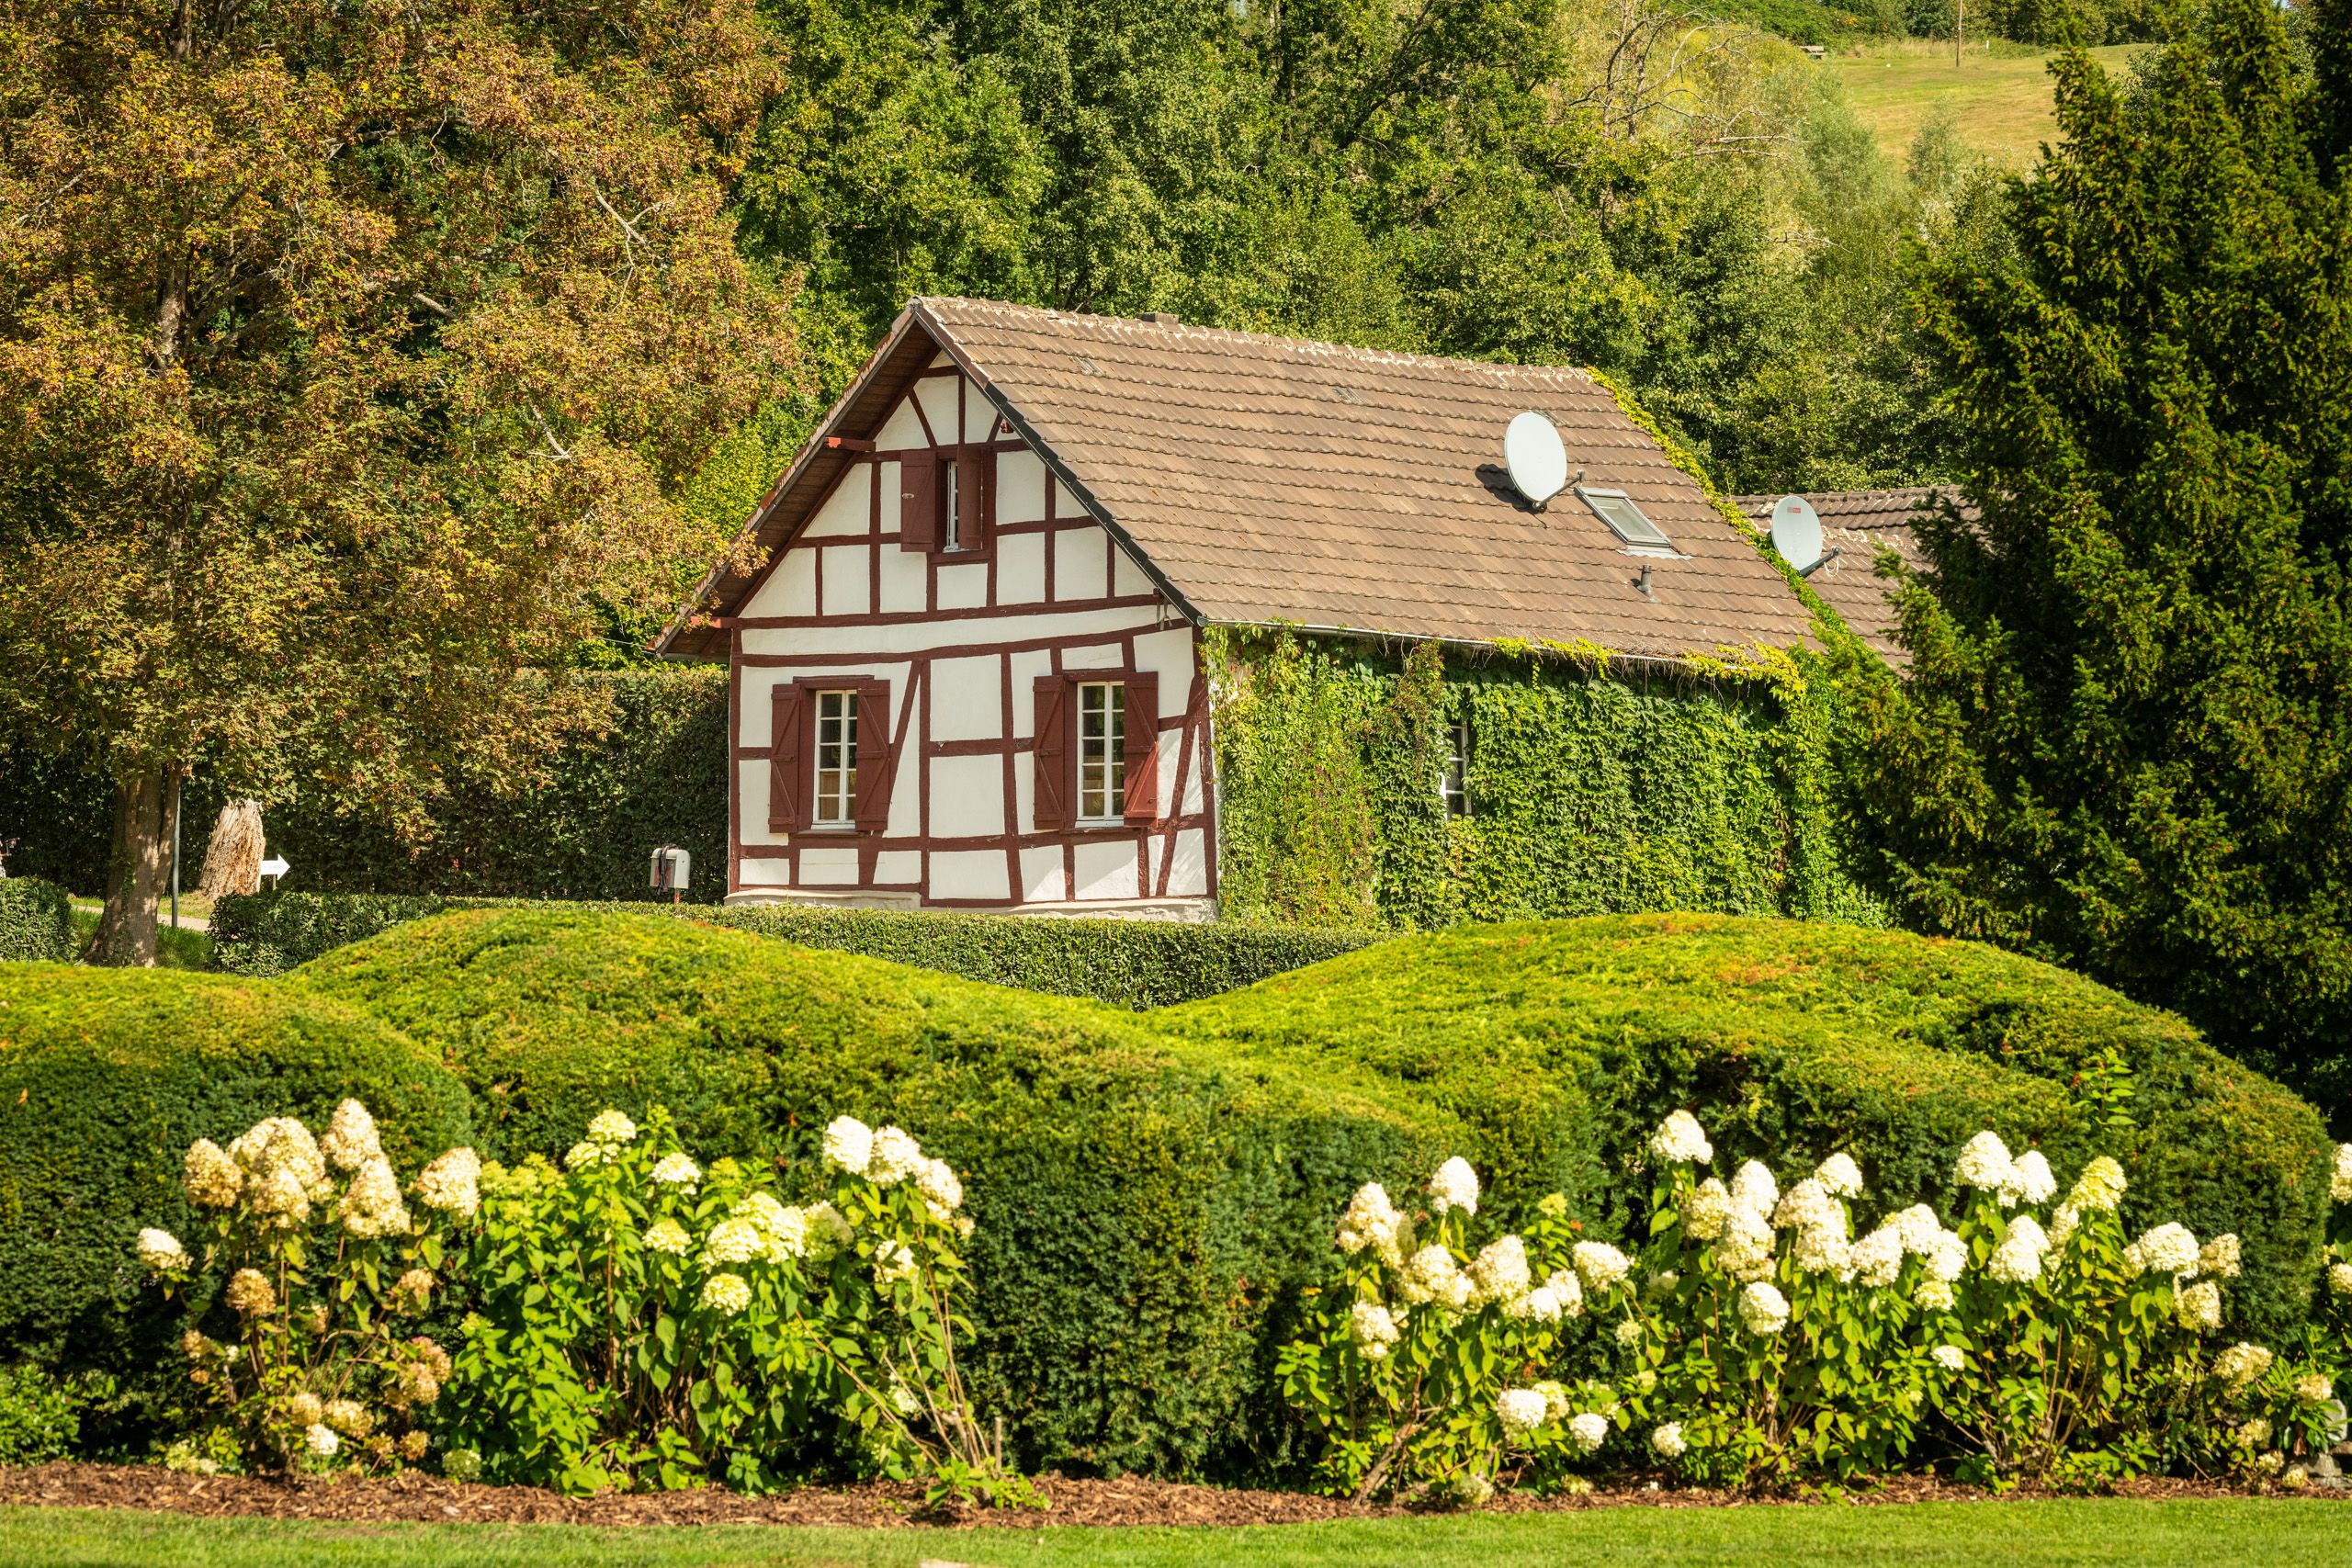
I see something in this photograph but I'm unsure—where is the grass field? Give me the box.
[5,1498,2349,1568]
[63,900,213,969]
[1830,39,2150,165]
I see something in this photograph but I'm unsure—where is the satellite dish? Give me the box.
[1769,494,1824,571]
[1503,412,1569,508]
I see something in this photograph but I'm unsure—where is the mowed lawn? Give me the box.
[1831,39,2150,164]
[5,1497,2349,1568]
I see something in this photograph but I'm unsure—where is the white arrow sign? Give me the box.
[258,857,290,879]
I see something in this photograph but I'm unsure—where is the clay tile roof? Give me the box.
[1730,488,1966,665]
[662,299,1822,661]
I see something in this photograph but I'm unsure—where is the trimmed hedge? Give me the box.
[1160,913,2337,1341]
[0,878,72,962]
[0,965,476,1438]
[290,908,1451,1476]
[211,891,1381,1009]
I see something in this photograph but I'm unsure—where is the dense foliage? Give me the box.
[0,878,72,962]
[1843,1,2352,1131]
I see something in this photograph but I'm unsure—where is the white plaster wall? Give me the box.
[875,400,928,452]
[820,545,870,617]
[912,378,959,445]
[930,851,1011,901]
[801,471,871,538]
[997,449,1046,524]
[875,850,922,886]
[740,603,1164,660]
[737,760,779,845]
[877,544,927,614]
[1053,525,1107,602]
[1113,543,1152,597]
[997,532,1046,605]
[929,656,1001,740]
[928,754,1004,839]
[936,562,989,611]
[1021,846,1066,902]
[1163,829,1208,897]
[1059,641,1124,671]
[744,547,816,618]
[963,389,999,444]
[1072,840,1140,900]
[739,856,792,885]
[797,844,860,886]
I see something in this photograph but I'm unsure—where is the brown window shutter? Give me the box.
[899,452,937,552]
[958,446,995,549]
[852,682,896,833]
[1032,675,1070,831]
[769,683,809,832]
[1122,671,1160,825]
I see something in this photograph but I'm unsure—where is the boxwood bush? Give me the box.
[212,890,1379,1008]
[290,908,1452,1477]
[1159,913,2337,1341]
[0,877,72,962]
[0,964,476,1442]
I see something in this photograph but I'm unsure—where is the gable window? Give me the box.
[813,689,859,825]
[942,459,965,551]
[1440,718,1471,818]
[1078,682,1126,822]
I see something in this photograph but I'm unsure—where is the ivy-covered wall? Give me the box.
[1208,628,1883,931]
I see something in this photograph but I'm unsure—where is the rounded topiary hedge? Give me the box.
[1159,913,2337,1341]
[289,908,1453,1478]
[0,964,475,1437]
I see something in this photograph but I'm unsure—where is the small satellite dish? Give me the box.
[1503,412,1569,508]
[1769,494,1824,572]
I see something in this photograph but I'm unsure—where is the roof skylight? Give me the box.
[1577,487,1671,548]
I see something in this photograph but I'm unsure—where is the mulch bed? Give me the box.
[0,1461,2334,1530]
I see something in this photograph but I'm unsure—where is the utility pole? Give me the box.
[168,775,182,930]
[1956,0,1964,67]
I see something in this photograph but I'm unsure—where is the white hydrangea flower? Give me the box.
[320,1100,383,1172]
[417,1148,481,1218]
[1572,1241,1632,1293]
[701,1219,763,1266]
[1534,1267,1585,1320]
[304,1422,339,1458]
[2213,1342,2273,1390]
[1736,1280,1790,1336]
[229,1117,328,1193]
[2000,1149,2056,1208]
[564,1142,609,1173]
[2295,1372,2334,1404]
[1931,1344,1966,1372]
[1645,1269,1680,1298]
[1985,1216,2049,1284]
[340,1156,411,1239]
[586,1110,638,1145]
[1612,1316,1645,1348]
[1924,1228,1970,1283]
[803,1201,854,1260]
[2237,1416,2273,1447]
[2065,1156,2128,1213]
[1534,1380,1573,1421]
[2330,1262,2352,1299]
[1466,1235,1532,1306]
[915,1158,964,1213]
[1682,1179,1735,1241]
[2047,1204,2081,1251]
[225,1268,275,1316]
[1496,1387,1549,1438]
[699,1272,752,1315]
[1851,1224,1905,1287]
[1350,1301,1401,1359]
[2129,1223,2199,1277]
[2333,1144,2352,1203]
[1772,1178,1840,1234]
[822,1116,874,1176]
[1507,1284,1564,1323]
[1792,1224,1852,1278]
[2196,1234,2240,1280]
[866,1126,924,1186]
[287,1392,325,1427]
[1728,1160,1779,1219]
[1648,1111,1713,1165]
[1916,1277,1956,1311]
[1955,1130,2016,1191]
[872,1240,918,1287]
[650,1153,701,1189]
[733,1192,809,1262]
[644,1218,690,1255]
[1650,1421,1687,1458]
[1566,1411,1610,1455]
[1398,1244,1470,1310]
[1334,1182,1401,1257]
[137,1228,190,1275]
[1815,1152,1863,1198]
[1428,1156,1481,1217]
[1888,1203,1943,1253]
[182,1139,243,1208]
[323,1397,372,1438]
[2175,1280,2222,1333]
[1712,1204,1777,1283]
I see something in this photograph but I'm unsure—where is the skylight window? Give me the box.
[1577,487,1671,548]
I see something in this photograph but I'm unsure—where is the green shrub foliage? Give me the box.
[211,891,1378,1006]
[0,877,72,961]
[1160,914,2335,1342]
[0,965,476,1432]
[291,908,1454,1477]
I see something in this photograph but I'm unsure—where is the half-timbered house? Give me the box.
[658,299,1923,916]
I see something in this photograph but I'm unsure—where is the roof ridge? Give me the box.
[913,295,1600,387]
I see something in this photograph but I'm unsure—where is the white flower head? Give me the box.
[1335,1182,1403,1258]
[322,1397,371,1438]
[1428,1156,1481,1217]
[2333,1144,2352,1204]
[701,1219,763,1266]
[2329,1261,2352,1299]
[1851,1224,1905,1287]
[699,1272,752,1315]
[2000,1149,2057,1208]
[229,1116,328,1193]
[1772,1178,1840,1235]
[1566,1410,1611,1455]
[1728,1160,1778,1219]
[137,1228,190,1275]
[563,1142,609,1173]
[2047,1203,2081,1251]
[2130,1223,2199,1277]
[1736,1280,1790,1336]
[2295,1372,2334,1404]
[2196,1234,2241,1280]
[644,1217,691,1256]
[1572,1241,1632,1293]
[304,1423,339,1458]
[1931,1344,1966,1372]
[915,1158,964,1213]
[1712,1203,1777,1283]
[1398,1244,1470,1310]
[2213,1342,2273,1391]
[1916,1276,1956,1311]
[320,1100,383,1173]
[225,1268,275,1316]
[586,1110,638,1146]
[1682,1178,1734,1241]
[417,1148,481,1218]
[340,1156,411,1239]
[1649,1111,1713,1165]
[1889,1203,1942,1253]
[1815,1152,1863,1199]
[1955,1131,2016,1192]
[866,1126,923,1187]
[650,1153,701,1189]
[2175,1280,2222,1333]
[1496,1387,1549,1439]
[1793,1223,1852,1277]
[1508,1283,1565,1323]
[2065,1156,2128,1213]
[1650,1421,1687,1459]
[1613,1316,1645,1348]
[803,1201,854,1260]
[822,1116,874,1177]
[1466,1235,1532,1306]
[872,1240,918,1287]
[182,1139,243,1209]
[1924,1228,1970,1283]
[1986,1216,2049,1284]
[1351,1300,1401,1359]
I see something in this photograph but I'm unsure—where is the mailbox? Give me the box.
[649,844,691,900]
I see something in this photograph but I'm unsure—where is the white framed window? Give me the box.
[1078,681,1125,822]
[1440,718,1471,818]
[941,458,964,551]
[813,689,858,825]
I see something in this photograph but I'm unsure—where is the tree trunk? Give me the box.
[93,771,170,965]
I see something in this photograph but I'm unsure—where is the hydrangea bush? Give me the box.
[136,1100,473,1475]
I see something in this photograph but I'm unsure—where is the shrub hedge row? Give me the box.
[0,878,72,962]
[0,908,2334,1476]
[209,891,1381,1009]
